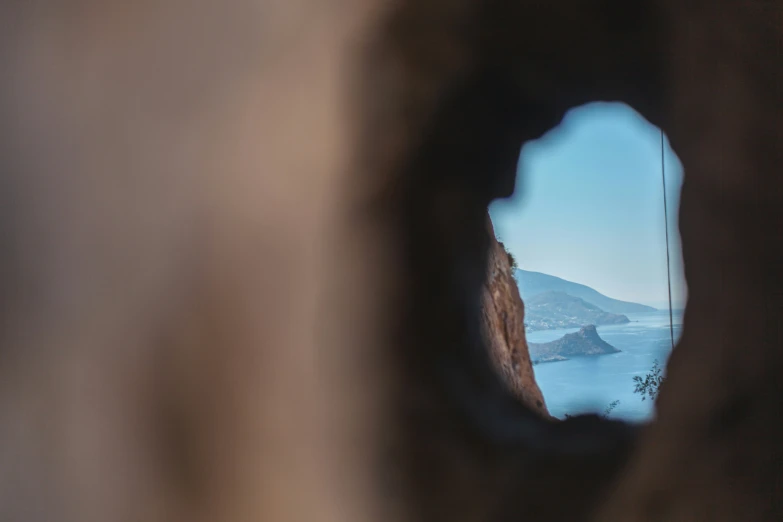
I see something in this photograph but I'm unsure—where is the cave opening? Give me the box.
[369,1,783,520]
[488,102,687,421]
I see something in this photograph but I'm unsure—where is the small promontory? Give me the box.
[529,325,620,364]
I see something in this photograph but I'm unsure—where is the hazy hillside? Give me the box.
[515,269,656,314]
[524,291,630,331]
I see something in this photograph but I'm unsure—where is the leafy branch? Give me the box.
[632,359,665,401]
[603,400,620,417]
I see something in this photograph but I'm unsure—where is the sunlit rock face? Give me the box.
[481,217,549,416]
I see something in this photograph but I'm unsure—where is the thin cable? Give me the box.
[660,129,675,350]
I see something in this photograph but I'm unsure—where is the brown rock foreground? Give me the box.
[481,217,549,416]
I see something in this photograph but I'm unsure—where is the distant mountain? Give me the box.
[529,325,620,365]
[515,269,656,314]
[524,291,630,331]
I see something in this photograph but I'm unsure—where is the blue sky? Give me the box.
[489,102,687,310]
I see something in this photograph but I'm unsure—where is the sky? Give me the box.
[489,102,687,310]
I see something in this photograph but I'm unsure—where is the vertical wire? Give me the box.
[661,129,675,350]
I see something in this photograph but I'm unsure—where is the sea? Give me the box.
[528,310,684,422]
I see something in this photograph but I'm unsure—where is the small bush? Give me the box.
[500,242,518,271]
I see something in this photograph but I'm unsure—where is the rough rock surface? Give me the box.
[481,218,549,416]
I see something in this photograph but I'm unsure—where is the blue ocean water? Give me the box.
[528,310,684,422]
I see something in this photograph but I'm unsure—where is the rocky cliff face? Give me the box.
[480,217,549,417]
